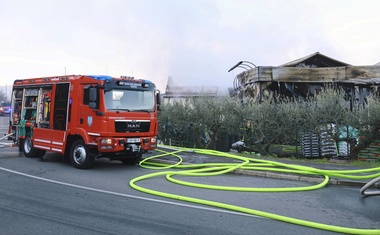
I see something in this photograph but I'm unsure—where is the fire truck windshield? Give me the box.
[104,89,155,112]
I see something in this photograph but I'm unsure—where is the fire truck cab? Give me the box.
[9,75,159,169]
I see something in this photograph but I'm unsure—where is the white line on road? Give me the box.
[0,166,262,219]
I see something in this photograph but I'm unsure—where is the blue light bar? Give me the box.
[87,75,113,80]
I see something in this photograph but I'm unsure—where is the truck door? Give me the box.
[51,83,70,152]
[53,83,70,131]
[33,83,70,154]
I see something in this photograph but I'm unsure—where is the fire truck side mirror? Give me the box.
[89,87,97,109]
[156,93,161,111]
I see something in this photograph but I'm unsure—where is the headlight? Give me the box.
[100,138,113,145]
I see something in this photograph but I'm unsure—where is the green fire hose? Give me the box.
[130,146,380,234]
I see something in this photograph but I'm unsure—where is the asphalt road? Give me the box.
[0,115,379,235]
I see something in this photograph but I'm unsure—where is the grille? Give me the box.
[115,120,150,133]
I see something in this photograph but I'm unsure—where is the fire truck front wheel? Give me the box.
[23,135,46,158]
[70,139,95,169]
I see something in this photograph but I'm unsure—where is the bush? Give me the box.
[158,86,380,160]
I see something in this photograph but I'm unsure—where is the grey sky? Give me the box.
[1,0,379,91]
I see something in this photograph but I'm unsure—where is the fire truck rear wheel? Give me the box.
[23,134,46,158]
[70,139,95,169]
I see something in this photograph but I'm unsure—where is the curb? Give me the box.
[233,169,376,188]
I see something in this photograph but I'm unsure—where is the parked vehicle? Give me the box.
[9,75,160,169]
[0,102,11,115]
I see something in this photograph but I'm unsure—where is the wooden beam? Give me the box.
[237,65,380,83]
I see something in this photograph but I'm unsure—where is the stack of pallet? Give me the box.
[358,140,380,162]
[320,132,337,158]
[301,132,320,158]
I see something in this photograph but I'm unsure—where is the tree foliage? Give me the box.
[158,86,380,159]
[0,90,7,103]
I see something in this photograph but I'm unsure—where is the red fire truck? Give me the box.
[9,75,160,169]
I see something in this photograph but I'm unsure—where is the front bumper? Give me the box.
[96,136,157,153]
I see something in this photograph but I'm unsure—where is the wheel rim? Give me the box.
[24,138,32,153]
[73,145,87,165]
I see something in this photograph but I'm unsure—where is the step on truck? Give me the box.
[9,75,160,169]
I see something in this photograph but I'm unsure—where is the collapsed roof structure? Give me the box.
[230,52,380,106]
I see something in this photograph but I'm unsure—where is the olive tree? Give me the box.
[158,85,380,159]
[158,95,244,149]
[350,94,380,159]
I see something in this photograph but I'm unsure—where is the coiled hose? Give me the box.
[130,146,380,234]
[361,176,380,196]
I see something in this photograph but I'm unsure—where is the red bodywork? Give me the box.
[9,75,159,168]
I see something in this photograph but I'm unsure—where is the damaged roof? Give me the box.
[280,52,351,68]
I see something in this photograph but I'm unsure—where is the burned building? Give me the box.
[230,52,380,105]
[229,52,380,159]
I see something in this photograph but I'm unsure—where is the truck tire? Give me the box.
[23,134,46,158]
[70,139,95,169]
[18,139,24,152]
